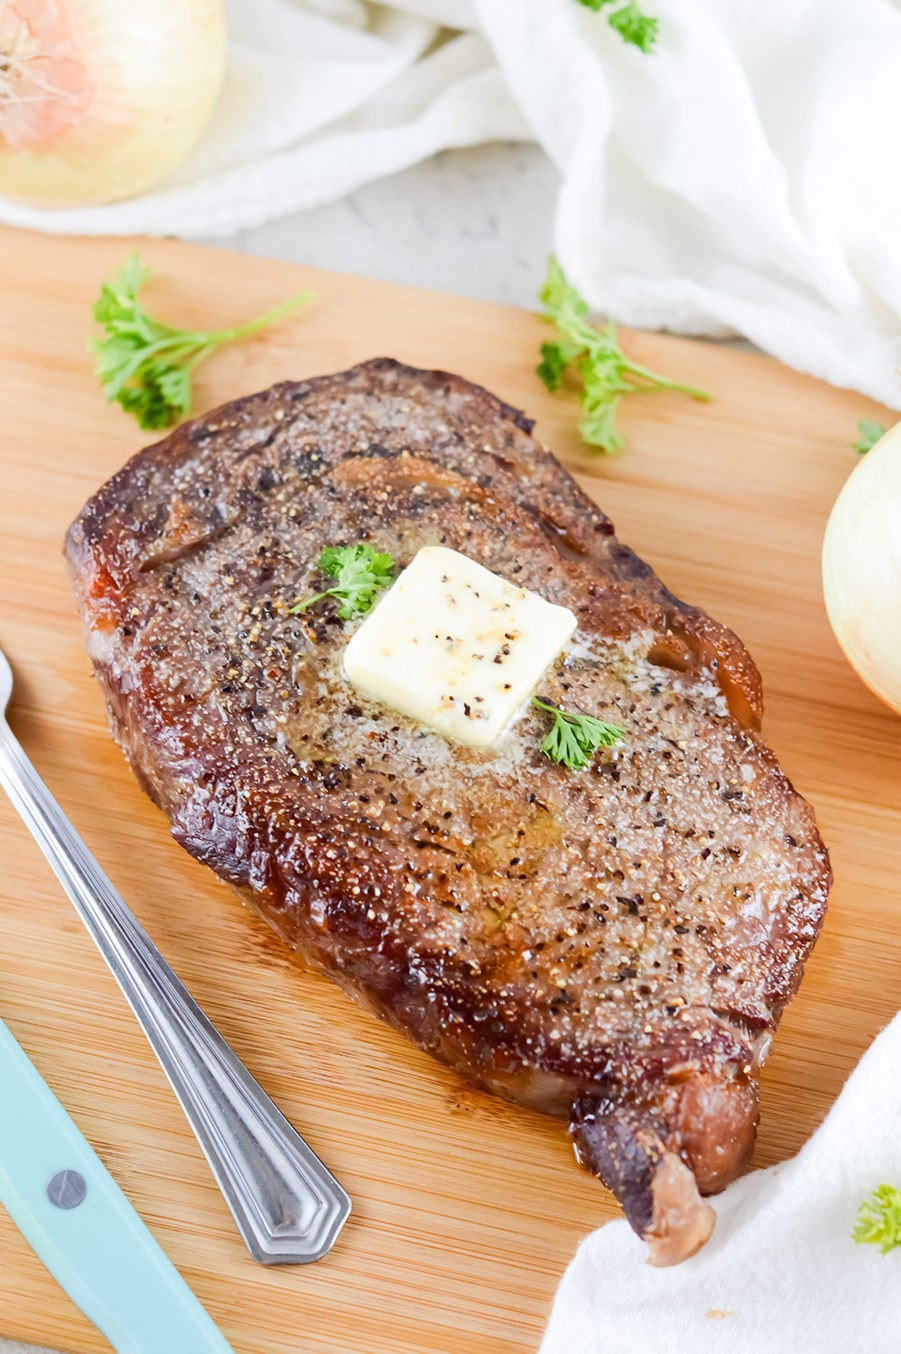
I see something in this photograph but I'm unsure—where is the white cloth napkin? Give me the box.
[3,0,901,405]
[540,1013,901,1354]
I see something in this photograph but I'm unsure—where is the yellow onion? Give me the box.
[0,0,225,206]
[822,421,901,714]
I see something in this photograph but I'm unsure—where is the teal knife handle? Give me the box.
[0,1016,232,1354]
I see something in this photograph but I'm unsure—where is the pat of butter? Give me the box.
[343,545,577,747]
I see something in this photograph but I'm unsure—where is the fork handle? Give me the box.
[0,720,350,1264]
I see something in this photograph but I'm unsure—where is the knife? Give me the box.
[0,1013,233,1353]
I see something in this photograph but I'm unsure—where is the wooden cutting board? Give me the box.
[0,226,899,1354]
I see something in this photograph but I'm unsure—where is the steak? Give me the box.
[66,359,831,1264]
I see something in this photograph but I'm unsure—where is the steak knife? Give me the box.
[0,1012,232,1352]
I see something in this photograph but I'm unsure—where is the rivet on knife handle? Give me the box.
[0,679,350,1265]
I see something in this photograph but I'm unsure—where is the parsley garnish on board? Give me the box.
[853,418,886,455]
[577,0,658,52]
[532,697,624,770]
[537,256,710,453]
[852,1185,901,1255]
[291,544,395,620]
[90,254,312,431]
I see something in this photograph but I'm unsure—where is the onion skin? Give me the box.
[822,421,901,715]
[0,0,225,207]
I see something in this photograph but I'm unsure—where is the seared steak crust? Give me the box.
[66,360,830,1262]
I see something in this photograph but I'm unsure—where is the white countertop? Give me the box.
[217,142,557,309]
[0,140,557,1354]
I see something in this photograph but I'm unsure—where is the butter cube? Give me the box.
[343,546,577,747]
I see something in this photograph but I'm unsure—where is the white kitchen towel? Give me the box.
[540,1013,901,1354]
[3,0,901,407]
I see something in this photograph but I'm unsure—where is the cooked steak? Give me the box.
[66,359,830,1264]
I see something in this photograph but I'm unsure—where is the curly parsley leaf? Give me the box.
[853,1185,901,1256]
[90,253,312,431]
[853,418,886,455]
[537,338,582,392]
[576,0,658,53]
[291,544,395,621]
[532,697,624,770]
[537,256,710,453]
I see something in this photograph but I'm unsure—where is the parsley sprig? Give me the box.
[853,1185,901,1256]
[537,256,711,453]
[853,418,886,455]
[532,697,623,770]
[91,254,311,431]
[291,544,395,621]
[577,0,658,52]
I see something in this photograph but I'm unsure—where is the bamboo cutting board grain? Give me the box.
[0,227,899,1354]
